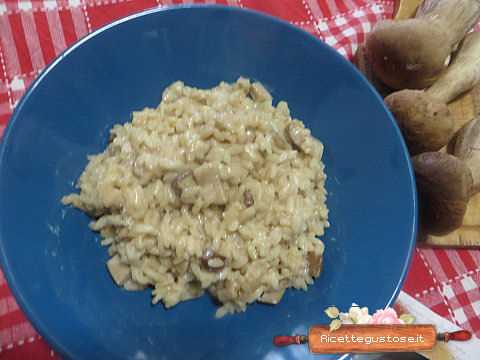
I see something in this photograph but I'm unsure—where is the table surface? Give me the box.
[0,1,479,359]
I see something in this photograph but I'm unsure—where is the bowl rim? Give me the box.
[0,4,418,360]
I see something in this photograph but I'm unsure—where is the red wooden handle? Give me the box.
[273,335,306,346]
[440,330,472,342]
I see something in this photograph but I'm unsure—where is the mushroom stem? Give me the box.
[427,32,480,104]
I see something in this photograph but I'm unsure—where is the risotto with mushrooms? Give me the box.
[62,78,329,317]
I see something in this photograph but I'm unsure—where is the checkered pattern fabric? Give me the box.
[404,249,480,334]
[0,1,478,359]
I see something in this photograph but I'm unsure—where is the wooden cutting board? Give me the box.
[367,0,480,248]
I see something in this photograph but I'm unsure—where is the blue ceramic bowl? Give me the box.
[0,6,417,360]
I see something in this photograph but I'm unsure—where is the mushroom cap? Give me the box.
[412,152,473,236]
[366,19,451,90]
[385,90,454,155]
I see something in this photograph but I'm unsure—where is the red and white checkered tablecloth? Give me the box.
[0,1,479,359]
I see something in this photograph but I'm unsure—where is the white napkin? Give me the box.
[351,291,480,360]
[396,291,480,359]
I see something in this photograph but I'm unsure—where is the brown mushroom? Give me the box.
[365,0,480,89]
[416,118,480,237]
[385,90,454,155]
[384,31,480,155]
[412,152,473,236]
[448,117,480,194]
[307,251,323,278]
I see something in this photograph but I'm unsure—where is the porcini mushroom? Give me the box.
[385,90,454,155]
[412,152,473,236]
[416,117,480,236]
[448,117,480,194]
[366,0,480,89]
[384,31,480,155]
